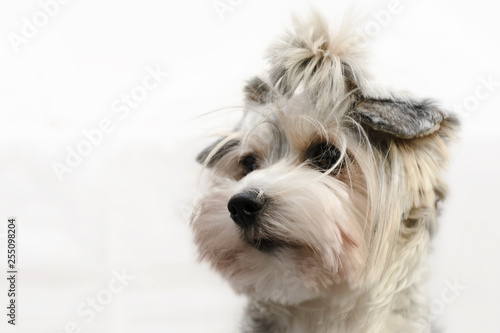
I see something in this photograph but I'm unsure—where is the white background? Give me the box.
[0,0,499,332]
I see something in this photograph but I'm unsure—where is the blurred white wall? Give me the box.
[0,0,498,332]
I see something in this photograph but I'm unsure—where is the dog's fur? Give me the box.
[191,13,458,333]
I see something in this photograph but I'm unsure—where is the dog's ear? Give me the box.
[244,77,273,104]
[352,96,445,139]
[196,139,239,167]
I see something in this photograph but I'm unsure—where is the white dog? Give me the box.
[191,12,458,333]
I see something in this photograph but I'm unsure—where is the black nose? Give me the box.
[228,190,265,228]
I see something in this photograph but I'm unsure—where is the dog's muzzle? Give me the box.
[227,190,266,228]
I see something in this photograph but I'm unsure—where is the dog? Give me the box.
[191,12,458,333]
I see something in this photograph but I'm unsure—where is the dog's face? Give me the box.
[193,94,368,304]
[191,16,457,306]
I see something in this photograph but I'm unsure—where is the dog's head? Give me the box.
[191,14,458,305]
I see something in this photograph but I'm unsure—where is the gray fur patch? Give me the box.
[244,77,273,104]
[353,97,445,139]
[196,139,239,166]
[242,301,289,333]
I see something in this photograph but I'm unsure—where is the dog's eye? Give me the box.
[241,154,258,175]
[307,143,342,171]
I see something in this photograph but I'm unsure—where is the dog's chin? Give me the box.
[229,237,328,305]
